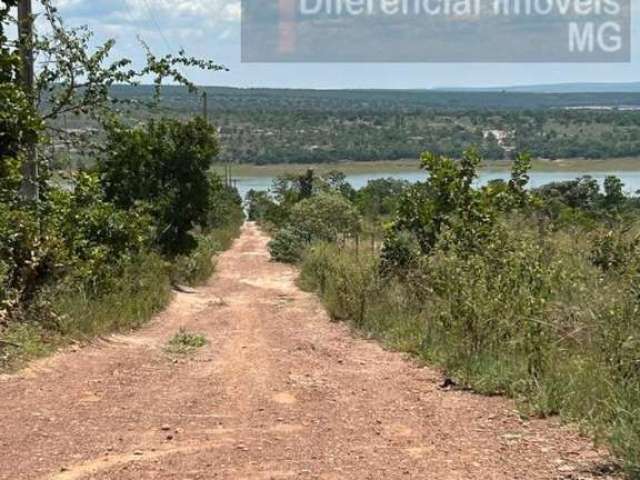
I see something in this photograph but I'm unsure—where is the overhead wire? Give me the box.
[140,0,175,53]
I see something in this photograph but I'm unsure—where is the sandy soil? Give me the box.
[0,222,616,480]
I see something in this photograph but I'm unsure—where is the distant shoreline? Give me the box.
[213,157,640,178]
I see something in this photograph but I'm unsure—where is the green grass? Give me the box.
[171,222,242,286]
[54,253,172,338]
[0,252,172,371]
[0,223,242,372]
[299,228,640,477]
[165,328,207,355]
[172,235,220,286]
[0,322,59,369]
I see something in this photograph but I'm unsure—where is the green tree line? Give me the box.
[65,86,640,165]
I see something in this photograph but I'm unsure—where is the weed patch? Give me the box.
[165,328,207,355]
[300,230,640,477]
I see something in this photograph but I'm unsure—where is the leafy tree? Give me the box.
[100,117,219,255]
[389,149,495,255]
[298,169,315,200]
[507,152,532,209]
[603,175,625,211]
[381,149,535,273]
[355,178,409,218]
[320,170,356,200]
[271,169,317,205]
[290,192,361,243]
[36,1,225,119]
[535,176,601,211]
[0,0,41,203]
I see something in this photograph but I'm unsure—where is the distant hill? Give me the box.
[107,85,640,112]
[433,82,640,94]
[50,85,640,166]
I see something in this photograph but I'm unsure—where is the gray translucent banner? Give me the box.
[242,0,631,62]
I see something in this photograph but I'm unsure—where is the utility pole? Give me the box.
[18,0,38,201]
[202,91,208,123]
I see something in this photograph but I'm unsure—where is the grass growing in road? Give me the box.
[165,328,207,355]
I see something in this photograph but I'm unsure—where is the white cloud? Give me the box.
[46,0,241,53]
[56,0,241,26]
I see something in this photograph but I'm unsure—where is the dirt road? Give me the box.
[0,223,615,479]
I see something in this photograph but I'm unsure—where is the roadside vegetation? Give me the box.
[0,1,242,370]
[252,153,640,477]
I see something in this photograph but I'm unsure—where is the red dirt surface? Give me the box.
[0,223,616,479]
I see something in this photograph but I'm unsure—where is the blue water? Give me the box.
[233,170,640,200]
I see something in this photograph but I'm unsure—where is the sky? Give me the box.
[42,0,640,89]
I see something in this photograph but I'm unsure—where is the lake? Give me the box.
[233,170,640,200]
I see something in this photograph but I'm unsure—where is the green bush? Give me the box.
[171,217,243,287]
[379,229,421,276]
[101,117,220,256]
[0,172,154,322]
[590,228,640,272]
[267,192,362,264]
[290,192,361,243]
[172,235,220,286]
[268,227,307,264]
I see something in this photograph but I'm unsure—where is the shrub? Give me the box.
[0,172,154,322]
[289,192,361,243]
[267,192,361,263]
[379,229,421,276]
[268,227,307,263]
[590,228,640,272]
[386,149,499,260]
[172,235,220,286]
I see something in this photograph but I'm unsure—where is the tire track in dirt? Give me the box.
[0,223,617,479]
